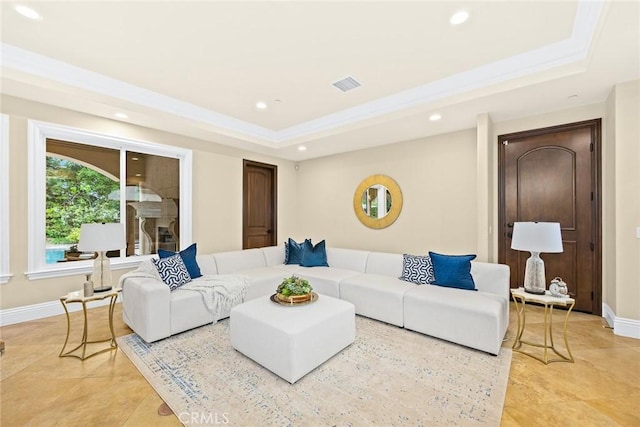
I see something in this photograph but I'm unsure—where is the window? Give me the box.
[28,120,192,279]
[0,114,10,283]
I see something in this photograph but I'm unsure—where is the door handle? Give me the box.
[266,229,272,234]
[506,231,513,238]
[507,222,514,228]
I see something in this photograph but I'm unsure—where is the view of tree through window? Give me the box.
[28,123,189,277]
[44,138,181,264]
[46,157,120,261]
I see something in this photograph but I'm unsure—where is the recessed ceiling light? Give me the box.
[256,101,268,110]
[298,146,307,151]
[429,113,442,121]
[131,157,139,161]
[15,4,42,20]
[135,173,142,177]
[114,112,128,119]
[450,10,469,25]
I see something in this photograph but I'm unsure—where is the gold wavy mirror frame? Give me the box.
[353,174,403,229]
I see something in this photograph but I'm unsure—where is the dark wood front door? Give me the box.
[498,119,601,314]
[243,160,277,249]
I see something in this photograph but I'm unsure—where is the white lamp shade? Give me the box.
[77,223,125,252]
[511,222,563,253]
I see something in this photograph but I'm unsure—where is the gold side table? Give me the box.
[59,287,121,360]
[511,287,575,364]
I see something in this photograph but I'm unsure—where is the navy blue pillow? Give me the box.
[158,243,202,279]
[429,251,477,291]
[285,238,310,265]
[300,240,329,267]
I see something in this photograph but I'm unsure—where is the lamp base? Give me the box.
[524,287,546,295]
[523,251,547,295]
[92,251,113,293]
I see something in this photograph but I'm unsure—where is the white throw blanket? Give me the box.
[180,275,248,321]
[119,261,248,322]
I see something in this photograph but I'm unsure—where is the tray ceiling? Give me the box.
[1,0,638,160]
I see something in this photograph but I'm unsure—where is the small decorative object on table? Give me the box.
[83,273,94,297]
[274,275,315,305]
[549,277,568,298]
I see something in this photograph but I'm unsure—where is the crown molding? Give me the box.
[276,0,604,142]
[1,43,277,143]
[0,0,603,147]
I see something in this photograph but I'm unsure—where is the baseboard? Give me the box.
[0,294,121,327]
[602,303,640,339]
[602,303,616,328]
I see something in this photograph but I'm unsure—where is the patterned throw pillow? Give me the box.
[158,243,202,279]
[399,253,435,285]
[284,241,289,264]
[152,254,192,291]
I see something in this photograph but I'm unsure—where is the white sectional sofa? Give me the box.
[121,246,510,355]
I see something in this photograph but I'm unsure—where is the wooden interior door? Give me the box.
[498,119,601,314]
[243,160,277,249]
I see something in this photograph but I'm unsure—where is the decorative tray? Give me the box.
[270,292,318,306]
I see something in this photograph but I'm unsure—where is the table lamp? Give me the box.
[510,221,563,295]
[77,223,125,292]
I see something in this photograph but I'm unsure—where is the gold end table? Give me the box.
[511,287,575,364]
[59,287,121,360]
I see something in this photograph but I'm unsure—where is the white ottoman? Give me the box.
[230,294,355,383]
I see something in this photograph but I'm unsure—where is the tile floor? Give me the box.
[1,302,638,426]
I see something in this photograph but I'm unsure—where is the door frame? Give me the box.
[242,159,278,249]
[497,119,602,314]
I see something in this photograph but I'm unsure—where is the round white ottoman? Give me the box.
[230,294,355,383]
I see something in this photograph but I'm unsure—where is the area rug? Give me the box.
[118,316,512,426]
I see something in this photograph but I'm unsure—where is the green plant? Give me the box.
[46,156,119,244]
[276,276,312,296]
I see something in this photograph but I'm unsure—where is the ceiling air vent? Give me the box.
[332,76,362,92]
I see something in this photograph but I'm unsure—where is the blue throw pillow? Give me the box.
[285,238,310,265]
[284,241,289,263]
[152,254,192,291]
[429,251,477,291]
[399,254,435,285]
[158,243,202,279]
[300,240,329,267]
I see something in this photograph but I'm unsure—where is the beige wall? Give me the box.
[296,91,638,324]
[295,128,478,255]
[604,88,617,314]
[611,80,640,320]
[0,95,297,309]
[476,113,494,262]
[2,80,638,325]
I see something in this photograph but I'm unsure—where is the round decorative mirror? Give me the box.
[353,175,403,229]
